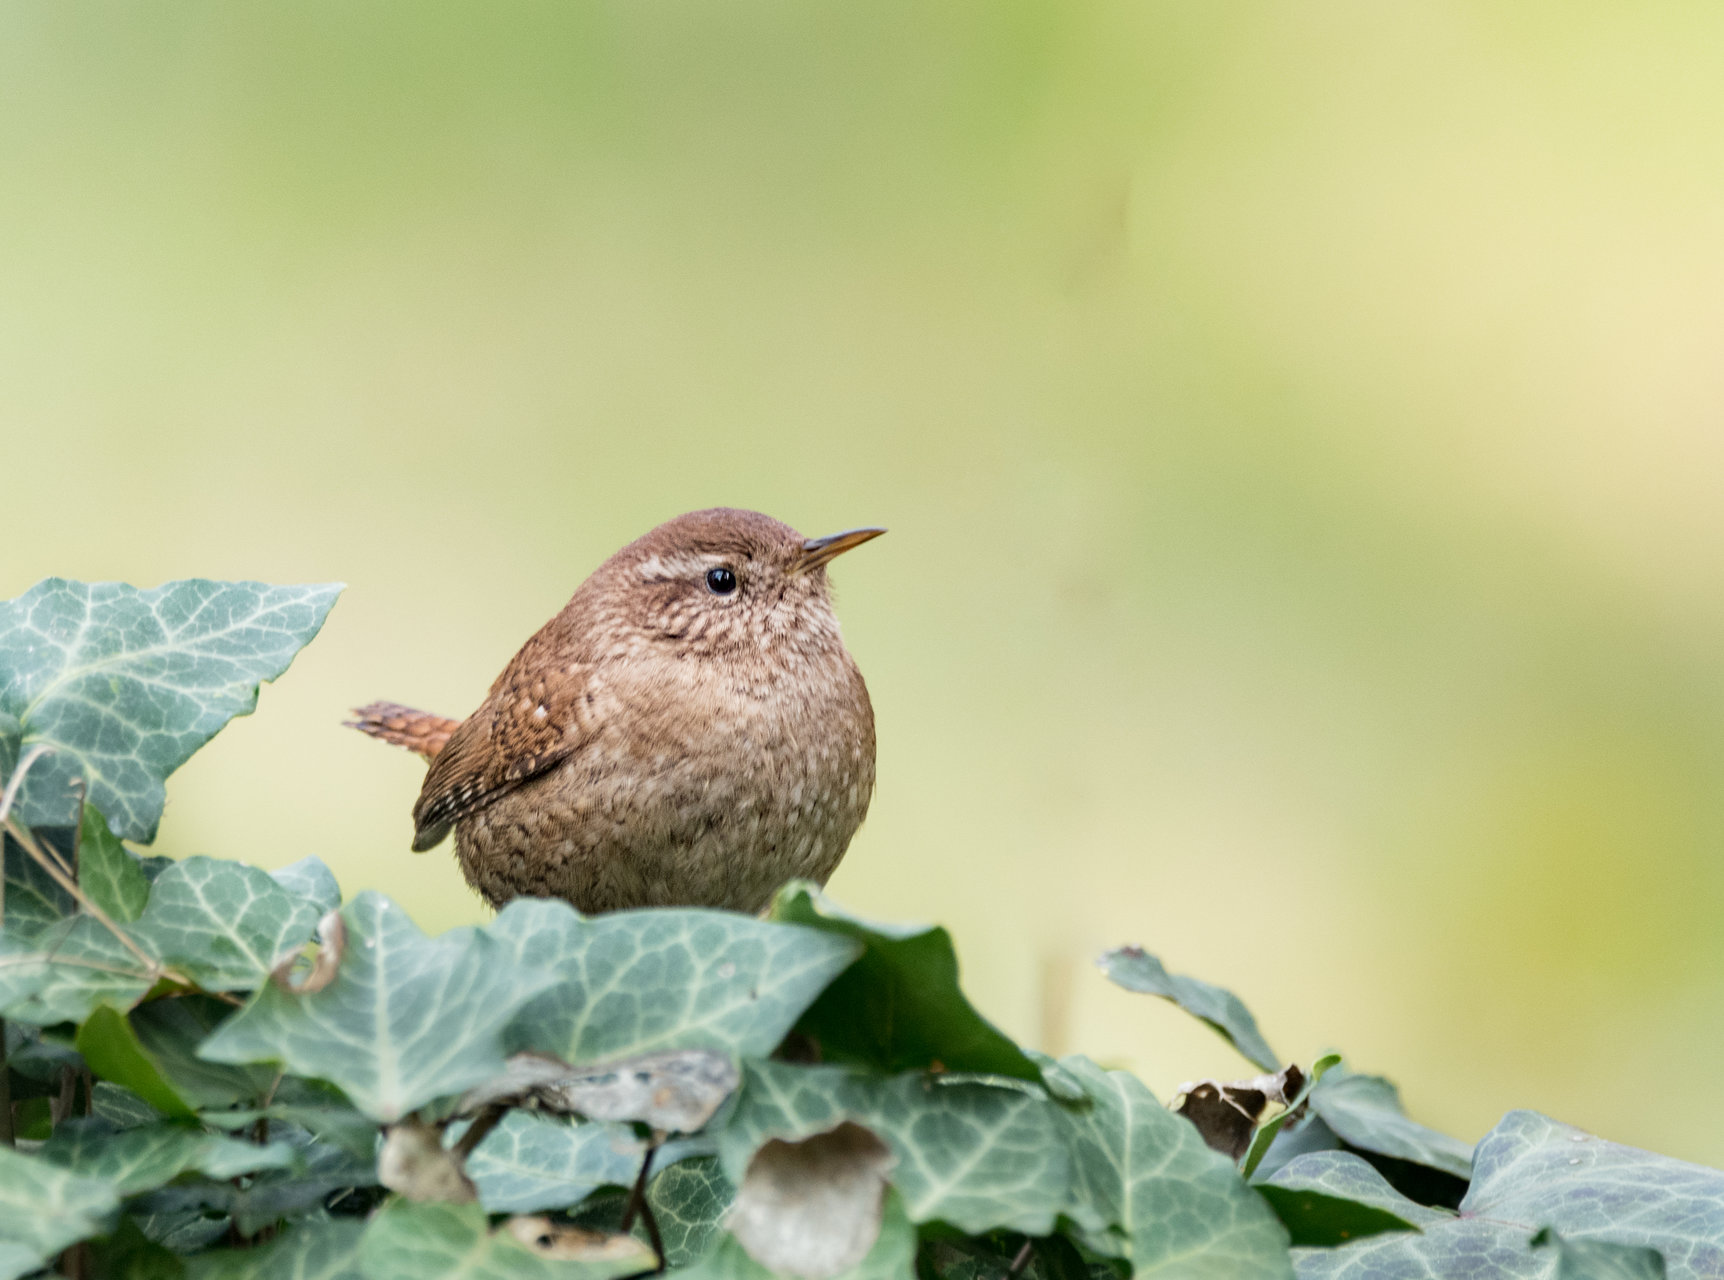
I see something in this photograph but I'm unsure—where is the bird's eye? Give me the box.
[705,567,738,595]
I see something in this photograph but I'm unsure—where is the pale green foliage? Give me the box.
[0,577,1713,1280]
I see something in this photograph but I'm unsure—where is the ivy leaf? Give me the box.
[198,892,559,1121]
[93,1082,164,1129]
[132,856,321,990]
[2,825,76,940]
[270,856,342,915]
[0,578,342,840]
[465,1111,646,1213]
[186,1216,366,1280]
[1307,1068,1474,1180]
[1053,1055,1293,1277]
[721,1060,1069,1237]
[768,883,1041,1082]
[1293,1112,1717,1280]
[0,1143,121,1280]
[129,995,279,1111]
[225,1126,379,1236]
[74,1004,199,1121]
[135,1208,232,1253]
[77,805,151,923]
[1463,1111,1719,1277]
[1097,946,1280,1073]
[647,1156,735,1267]
[39,1117,298,1195]
[0,913,158,1025]
[1531,1228,1666,1280]
[358,1198,648,1280]
[491,898,860,1063]
[1257,1152,1442,1247]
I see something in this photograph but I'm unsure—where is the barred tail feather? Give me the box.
[344,701,461,762]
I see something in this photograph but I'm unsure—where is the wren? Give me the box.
[348,508,883,914]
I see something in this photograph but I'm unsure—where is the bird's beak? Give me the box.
[790,526,886,576]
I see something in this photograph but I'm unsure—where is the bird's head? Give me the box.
[585,508,884,658]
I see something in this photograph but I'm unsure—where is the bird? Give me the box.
[347,508,883,915]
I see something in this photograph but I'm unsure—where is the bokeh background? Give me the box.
[5,3,1723,1165]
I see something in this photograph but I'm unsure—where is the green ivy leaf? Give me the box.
[721,1060,1069,1237]
[1531,1228,1666,1280]
[1257,1152,1441,1247]
[85,1216,186,1280]
[1307,1069,1473,1180]
[132,856,321,990]
[768,883,1041,1082]
[358,1198,647,1280]
[75,1005,199,1121]
[129,996,279,1112]
[198,892,559,1121]
[1097,947,1280,1073]
[0,1144,121,1280]
[1053,1055,1293,1278]
[188,1216,366,1280]
[94,1082,165,1129]
[0,913,158,1025]
[221,1125,378,1237]
[2,825,76,940]
[77,805,151,924]
[465,1111,645,1214]
[270,856,342,916]
[39,1117,298,1196]
[646,1156,734,1267]
[1293,1111,1716,1280]
[134,1208,232,1253]
[1464,1112,1717,1276]
[0,578,342,840]
[491,897,861,1063]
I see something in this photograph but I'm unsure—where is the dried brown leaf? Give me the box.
[728,1121,895,1280]
[1172,1064,1306,1160]
[459,1048,738,1134]
[378,1119,477,1203]
[505,1217,656,1264]
[270,908,346,995]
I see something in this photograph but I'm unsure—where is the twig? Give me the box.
[451,1104,506,1161]
[51,1063,77,1126]
[619,1136,666,1278]
[1006,1238,1035,1280]
[0,1017,13,1147]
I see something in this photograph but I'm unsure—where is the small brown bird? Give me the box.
[348,508,882,914]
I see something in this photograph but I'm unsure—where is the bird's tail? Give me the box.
[344,701,460,762]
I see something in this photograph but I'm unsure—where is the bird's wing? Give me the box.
[410,642,598,851]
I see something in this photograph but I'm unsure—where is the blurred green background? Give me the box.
[5,2,1723,1164]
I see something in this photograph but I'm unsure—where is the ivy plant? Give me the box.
[0,578,1719,1280]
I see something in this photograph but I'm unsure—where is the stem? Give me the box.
[451,1104,507,1162]
[0,1018,13,1147]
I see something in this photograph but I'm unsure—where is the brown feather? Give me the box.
[409,628,599,850]
[345,702,462,762]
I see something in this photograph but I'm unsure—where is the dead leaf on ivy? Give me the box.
[728,1120,895,1280]
[1173,1064,1306,1160]
[378,1118,477,1203]
[506,1216,656,1264]
[459,1047,738,1133]
[270,908,346,995]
